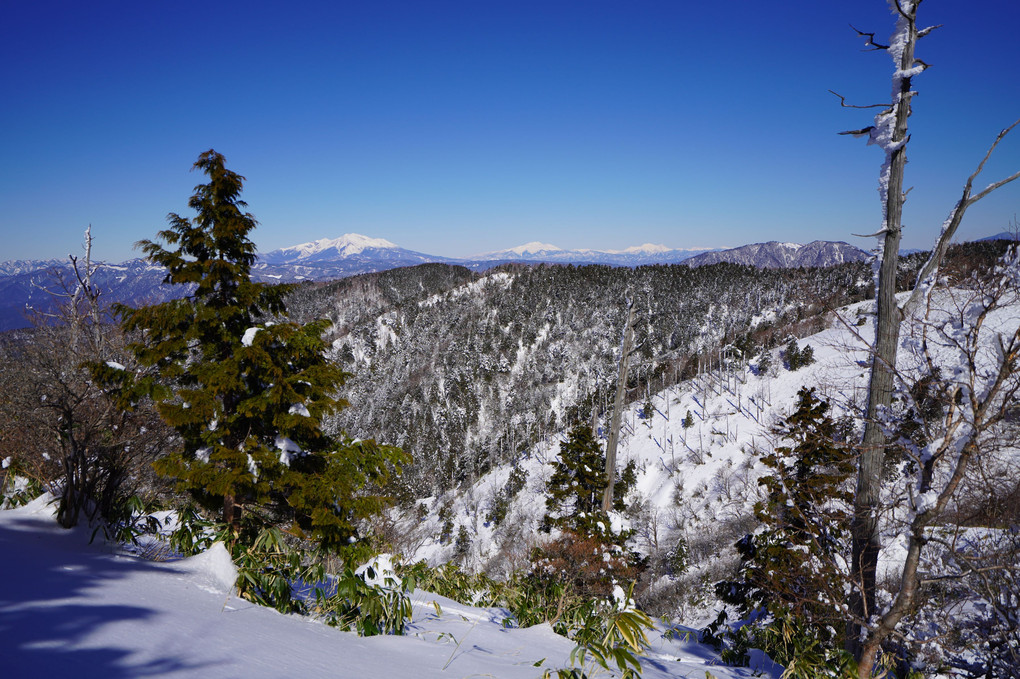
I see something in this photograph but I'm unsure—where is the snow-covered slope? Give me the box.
[0,495,780,678]
[399,287,1019,626]
[392,300,875,595]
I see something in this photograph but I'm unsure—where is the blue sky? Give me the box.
[2,0,1018,262]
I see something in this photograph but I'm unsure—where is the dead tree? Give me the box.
[602,299,636,513]
[838,1,1020,672]
[3,227,169,528]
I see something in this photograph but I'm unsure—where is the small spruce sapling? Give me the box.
[783,338,814,371]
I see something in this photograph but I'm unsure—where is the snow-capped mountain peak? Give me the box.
[271,233,400,260]
[256,233,441,276]
[466,242,565,260]
[511,241,562,254]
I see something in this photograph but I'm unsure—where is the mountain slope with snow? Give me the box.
[261,233,403,263]
[396,282,1020,639]
[683,240,868,268]
[255,233,451,281]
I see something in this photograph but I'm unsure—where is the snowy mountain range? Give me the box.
[0,232,869,331]
[253,233,866,273]
[254,233,455,282]
[463,240,713,265]
[255,233,716,273]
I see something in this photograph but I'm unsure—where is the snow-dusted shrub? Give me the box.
[0,263,171,529]
[399,560,654,679]
[316,560,413,636]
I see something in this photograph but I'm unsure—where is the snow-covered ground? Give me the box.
[0,495,781,678]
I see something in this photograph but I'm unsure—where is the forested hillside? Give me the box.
[287,258,876,497]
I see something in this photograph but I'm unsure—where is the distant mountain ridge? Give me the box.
[0,258,184,332]
[682,240,868,268]
[0,259,66,277]
[0,233,873,331]
[263,233,402,261]
[255,233,455,281]
[465,241,713,266]
[978,231,1020,242]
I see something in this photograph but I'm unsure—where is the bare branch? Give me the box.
[965,119,1020,200]
[850,24,889,51]
[970,170,1020,205]
[829,90,890,110]
[839,126,875,138]
[901,118,1020,318]
[852,227,888,238]
[912,58,931,72]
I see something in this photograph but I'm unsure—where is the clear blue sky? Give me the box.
[2,0,1018,262]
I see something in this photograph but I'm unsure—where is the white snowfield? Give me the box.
[0,495,779,678]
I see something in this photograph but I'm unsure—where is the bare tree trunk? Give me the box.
[846,3,920,661]
[843,6,1020,671]
[602,300,635,513]
[224,494,241,534]
[840,1,922,656]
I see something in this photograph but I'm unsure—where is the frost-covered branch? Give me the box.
[902,118,1020,319]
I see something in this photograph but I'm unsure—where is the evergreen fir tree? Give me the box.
[544,423,634,539]
[783,338,815,371]
[755,347,773,376]
[717,387,853,650]
[538,422,640,597]
[545,423,609,536]
[97,150,406,569]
